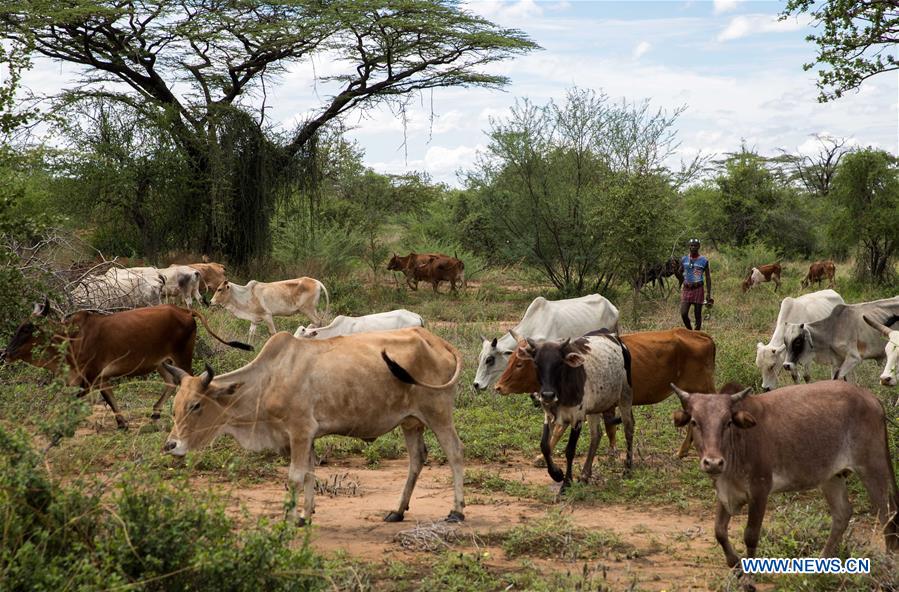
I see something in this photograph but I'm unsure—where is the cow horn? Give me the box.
[37,297,50,317]
[509,329,523,343]
[670,383,690,404]
[201,363,215,389]
[525,337,538,353]
[162,362,189,384]
[730,387,753,403]
[863,315,893,337]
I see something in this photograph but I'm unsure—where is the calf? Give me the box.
[163,328,464,524]
[212,277,330,342]
[159,265,203,308]
[1,302,251,429]
[801,260,836,289]
[517,334,634,488]
[671,381,899,575]
[741,263,781,292]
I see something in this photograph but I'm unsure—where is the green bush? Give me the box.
[0,426,327,592]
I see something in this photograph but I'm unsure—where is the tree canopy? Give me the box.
[782,0,899,101]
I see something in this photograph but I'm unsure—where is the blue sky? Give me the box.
[16,0,899,186]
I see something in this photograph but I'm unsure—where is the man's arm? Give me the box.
[704,262,712,297]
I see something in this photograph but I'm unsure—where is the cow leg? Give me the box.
[820,475,851,557]
[856,460,899,551]
[743,490,768,561]
[579,415,602,483]
[835,355,860,381]
[715,501,740,568]
[151,366,177,422]
[561,422,582,492]
[603,408,618,454]
[98,382,128,430]
[287,434,316,525]
[677,425,694,458]
[386,421,427,522]
[264,315,277,337]
[430,420,465,522]
[620,398,635,471]
[541,422,565,483]
[248,322,258,343]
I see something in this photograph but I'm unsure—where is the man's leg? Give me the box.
[680,300,693,330]
[693,303,703,330]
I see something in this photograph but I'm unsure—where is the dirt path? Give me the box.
[204,457,731,591]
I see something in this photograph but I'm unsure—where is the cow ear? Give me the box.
[564,352,585,367]
[490,337,497,348]
[775,344,786,355]
[732,410,757,429]
[673,410,691,427]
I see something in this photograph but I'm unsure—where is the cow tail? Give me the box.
[190,310,253,351]
[381,343,463,390]
[880,412,899,551]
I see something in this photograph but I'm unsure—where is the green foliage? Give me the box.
[782,0,899,101]
[464,87,685,295]
[495,510,634,561]
[0,425,326,591]
[827,148,899,284]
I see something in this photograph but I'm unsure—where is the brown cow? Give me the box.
[741,263,782,292]
[801,260,836,289]
[495,328,716,461]
[1,302,251,429]
[387,252,465,292]
[671,381,899,577]
[188,262,226,298]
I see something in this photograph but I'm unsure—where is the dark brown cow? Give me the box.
[1,302,251,429]
[741,263,782,292]
[672,381,899,576]
[638,257,684,290]
[801,260,836,289]
[387,252,465,292]
[495,328,716,460]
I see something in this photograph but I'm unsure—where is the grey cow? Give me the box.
[783,296,899,381]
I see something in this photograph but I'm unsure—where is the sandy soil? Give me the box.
[201,456,733,591]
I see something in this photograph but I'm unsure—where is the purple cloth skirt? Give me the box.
[681,284,705,304]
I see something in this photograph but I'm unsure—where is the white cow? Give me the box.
[211,277,330,342]
[755,289,844,391]
[295,309,423,339]
[75,267,165,309]
[159,265,202,308]
[863,316,899,387]
[472,294,619,391]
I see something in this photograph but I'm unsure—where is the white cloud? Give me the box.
[713,0,742,15]
[718,14,807,42]
[633,41,652,60]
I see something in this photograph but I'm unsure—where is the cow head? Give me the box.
[210,281,232,306]
[494,337,539,395]
[473,334,516,391]
[294,325,318,339]
[755,342,788,391]
[516,337,589,406]
[671,383,755,475]
[162,362,243,456]
[387,253,412,272]
[2,299,59,366]
[782,322,813,373]
[863,315,899,387]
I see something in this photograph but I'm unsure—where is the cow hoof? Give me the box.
[446,510,465,523]
[384,511,405,523]
[548,466,564,482]
[296,517,309,527]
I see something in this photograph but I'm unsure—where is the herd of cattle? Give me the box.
[3,252,899,578]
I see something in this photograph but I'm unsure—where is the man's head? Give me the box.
[688,238,701,255]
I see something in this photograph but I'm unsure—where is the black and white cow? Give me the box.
[517,332,634,489]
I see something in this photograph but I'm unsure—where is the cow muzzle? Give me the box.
[783,362,795,372]
[882,376,897,387]
[472,381,484,392]
[700,456,725,474]
[540,391,557,404]
[163,439,187,456]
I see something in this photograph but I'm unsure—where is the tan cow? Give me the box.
[188,262,226,297]
[495,328,716,459]
[741,263,782,292]
[211,277,330,341]
[162,327,465,525]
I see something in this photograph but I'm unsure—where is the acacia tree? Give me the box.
[467,88,686,295]
[783,0,899,101]
[828,148,899,283]
[1,0,536,262]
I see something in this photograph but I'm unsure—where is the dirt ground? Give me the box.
[204,456,733,591]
